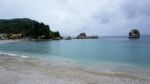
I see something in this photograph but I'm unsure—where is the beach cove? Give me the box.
[0,36,150,84]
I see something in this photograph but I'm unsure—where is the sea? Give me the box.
[0,36,150,75]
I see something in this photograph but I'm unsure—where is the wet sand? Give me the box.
[0,55,150,84]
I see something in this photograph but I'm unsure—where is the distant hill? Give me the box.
[0,18,60,39]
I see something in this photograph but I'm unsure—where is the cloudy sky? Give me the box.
[0,0,150,36]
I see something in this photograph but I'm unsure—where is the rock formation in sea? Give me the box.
[128,29,140,38]
[76,32,99,39]
[65,36,72,40]
[76,33,87,39]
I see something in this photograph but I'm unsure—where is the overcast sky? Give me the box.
[0,0,150,36]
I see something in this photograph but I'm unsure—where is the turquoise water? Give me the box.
[0,36,150,68]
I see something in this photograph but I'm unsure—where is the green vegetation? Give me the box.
[0,18,60,39]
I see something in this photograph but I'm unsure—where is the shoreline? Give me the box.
[0,54,150,84]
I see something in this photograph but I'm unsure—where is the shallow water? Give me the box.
[0,36,150,69]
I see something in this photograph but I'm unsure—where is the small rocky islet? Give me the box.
[64,33,99,40]
[76,32,99,39]
[128,29,140,39]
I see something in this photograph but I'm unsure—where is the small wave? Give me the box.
[0,52,29,58]
[20,55,29,58]
[0,52,18,56]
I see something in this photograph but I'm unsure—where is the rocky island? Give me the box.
[128,29,140,39]
[76,32,99,39]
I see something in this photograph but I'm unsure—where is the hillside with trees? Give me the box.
[0,18,60,39]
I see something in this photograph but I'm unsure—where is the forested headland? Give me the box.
[0,18,61,39]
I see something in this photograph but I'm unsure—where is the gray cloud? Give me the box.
[0,0,150,36]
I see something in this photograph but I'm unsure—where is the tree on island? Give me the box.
[51,31,60,38]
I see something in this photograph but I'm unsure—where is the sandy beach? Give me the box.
[0,55,149,84]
